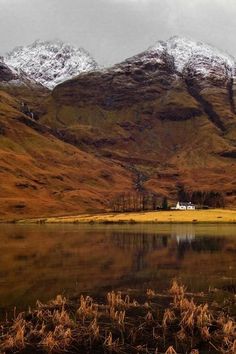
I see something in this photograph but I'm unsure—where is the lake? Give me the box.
[0,223,236,315]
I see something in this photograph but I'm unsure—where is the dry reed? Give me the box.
[0,281,235,353]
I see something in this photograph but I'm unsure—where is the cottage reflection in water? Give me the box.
[111,225,225,271]
[0,224,235,312]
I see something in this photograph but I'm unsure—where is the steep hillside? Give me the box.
[5,40,98,89]
[0,58,49,117]
[42,36,236,206]
[0,90,133,220]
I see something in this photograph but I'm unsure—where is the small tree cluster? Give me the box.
[162,197,169,210]
[177,184,225,208]
[191,190,225,208]
[110,192,161,212]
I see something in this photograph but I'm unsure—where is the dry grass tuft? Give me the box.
[0,281,235,353]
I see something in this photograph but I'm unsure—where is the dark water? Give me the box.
[0,223,236,313]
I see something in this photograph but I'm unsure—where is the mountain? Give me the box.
[4,40,98,89]
[150,36,235,77]
[0,89,133,220]
[41,36,236,207]
[0,58,44,90]
[1,36,236,220]
[0,58,49,118]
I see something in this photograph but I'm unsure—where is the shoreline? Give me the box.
[13,208,236,224]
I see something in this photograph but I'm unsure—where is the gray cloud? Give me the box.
[0,0,236,66]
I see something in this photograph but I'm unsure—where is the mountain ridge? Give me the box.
[149,36,235,75]
[1,35,236,219]
[4,39,98,89]
[42,36,236,207]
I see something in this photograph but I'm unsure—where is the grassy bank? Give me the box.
[1,281,235,353]
[20,209,236,224]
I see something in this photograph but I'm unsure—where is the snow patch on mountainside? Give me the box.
[149,36,236,77]
[5,40,98,89]
[0,59,41,89]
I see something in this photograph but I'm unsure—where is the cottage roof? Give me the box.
[178,202,195,206]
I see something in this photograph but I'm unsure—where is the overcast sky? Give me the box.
[1,0,236,66]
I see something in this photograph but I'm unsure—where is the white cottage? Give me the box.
[175,202,196,210]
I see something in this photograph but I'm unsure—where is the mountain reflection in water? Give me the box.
[0,223,235,313]
[112,225,225,270]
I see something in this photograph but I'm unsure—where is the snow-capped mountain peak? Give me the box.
[4,40,98,89]
[149,36,235,76]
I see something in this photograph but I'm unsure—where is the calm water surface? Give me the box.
[0,223,236,313]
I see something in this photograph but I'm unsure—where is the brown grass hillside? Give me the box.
[2,46,236,218]
[42,77,236,207]
[0,90,134,220]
